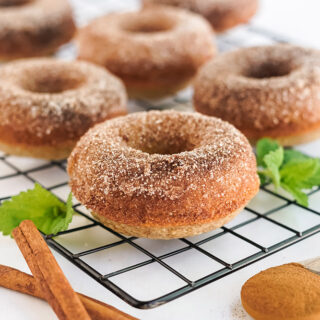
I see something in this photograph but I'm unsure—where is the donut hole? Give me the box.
[121,119,198,155]
[245,61,293,79]
[122,14,175,33]
[124,22,172,33]
[141,139,194,155]
[125,135,196,155]
[20,68,86,94]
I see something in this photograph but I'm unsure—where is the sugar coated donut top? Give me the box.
[0,0,72,33]
[0,58,127,145]
[68,110,257,205]
[194,44,320,132]
[77,5,215,82]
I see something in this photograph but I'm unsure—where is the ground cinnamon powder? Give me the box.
[241,263,320,320]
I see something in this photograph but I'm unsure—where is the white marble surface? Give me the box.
[1,1,320,319]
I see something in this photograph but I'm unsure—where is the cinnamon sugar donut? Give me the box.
[0,59,127,160]
[194,45,320,146]
[77,6,216,99]
[0,0,76,60]
[68,110,259,239]
[143,0,258,32]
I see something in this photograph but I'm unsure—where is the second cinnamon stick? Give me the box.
[0,265,138,320]
[12,220,91,320]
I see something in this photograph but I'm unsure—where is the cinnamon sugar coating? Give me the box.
[0,0,76,59]
[77,6,216,98]
[143,0,258,32]
[68,110,259,239]
[194,44,320,145]
[0,58,127,159]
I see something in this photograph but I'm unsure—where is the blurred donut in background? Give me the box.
[0,0,76,60]
[77,5,216,99]
[143,0,258,32]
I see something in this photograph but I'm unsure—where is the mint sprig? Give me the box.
[0,183,74,236]
[257,138,320,207]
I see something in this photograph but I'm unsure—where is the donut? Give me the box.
[0,0,76,60]
[143,0,258,32]
[0,58,127,160]
[77,6,216,99]
[194,44,320,146]
[68,110,259,239]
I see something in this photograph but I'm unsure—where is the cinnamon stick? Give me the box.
[12,220,91,320]
[0,265,138,320]
[0,264,43,298]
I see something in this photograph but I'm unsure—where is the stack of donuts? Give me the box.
[1,0,319,239]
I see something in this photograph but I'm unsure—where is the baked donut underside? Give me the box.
[91,207,244,239]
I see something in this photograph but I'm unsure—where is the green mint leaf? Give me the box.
[256,138,320,207]
[281,182,309,207]
[283,149,310,165]
[256,138,280,167]
[263,146,284,188]
[258,171,267,185]
[0,183,74,236]
[280,158,320,189]
[304,165,320,187]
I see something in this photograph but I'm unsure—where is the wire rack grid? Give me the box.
[1,0,320,310]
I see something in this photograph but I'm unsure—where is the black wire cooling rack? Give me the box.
[1,1,320,310]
